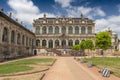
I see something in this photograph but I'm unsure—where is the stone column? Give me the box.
[40,39,42,48]
[66,26,68,34]
[73,26,75,34]
[59,26,61,34]
[86,27,88,34]
[79,26,81,34]
[8,29,11,44]
[53,27,55,34]
[92,26,94,34]
[73,40,75,45]
[46,27,48,34]
[46,40,48,48]
[66,39,68,47]
[53,39,55,48]
[0,26,3,43]
[15,32,17,45]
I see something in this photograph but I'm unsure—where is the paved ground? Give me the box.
[43,57,120,80]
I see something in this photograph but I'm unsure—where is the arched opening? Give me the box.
[42,26,47,34]
[36,26,40,35]
[26,37,28,46]
[68,26,73,34]
[36,39,40,47]
[42,40,46,47]
[48,40,53,48]
[11,30,15,43]
[62,26,66,34]
[55,26,59,34]
[68,40,73,46]
[17,33,21,44]
[48,26,53,34]
[62,39,66,47]
[2,27,8,42]
[81,26,85,34]
[75,40,79,45]
[22,35,24,45]
[55,40,59,47]
[88,26,92,34]
[75,26,79,34]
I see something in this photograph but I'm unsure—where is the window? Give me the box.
[81,26,85,34]
[42,26,47,34]
[17,33,20,44]
[62,39,66,47]
[48,40,53,48]
[75,40,79,45]
[42,40,46,47]
[48,26,53,34]
[68,26,73,34]
[55,40,59,47]
[88,26,92,34]
[75,26,79,34]
[55,26,59,34]
[2,27,8,42]
[68,40,73,46]
[36,39,40,47]
[22,35,24,45]
[62,26,66,34]
[36,26,40,35]
[11,31,15,43]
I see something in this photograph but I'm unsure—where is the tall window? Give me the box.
[26,37,28,46]
[2,27,8,42]
[62,39,66,47]
[55,26,59,34]
[81,26,85,34]
[22,35,24,45]
[36,39,40,47]
[62,26,66,34]
[48,40,53,48]
[55,40,59,47]
[75,26,79,34]
[17,33,20,44]
[36,26,40,35]
[11,31,15,43]
[68,40,73,46]
[42,26,46,34]
[75,40,79,45]
[48,26,53,34]
[68,26,73,34]
[88,26,92,34]
[42,40,46,47]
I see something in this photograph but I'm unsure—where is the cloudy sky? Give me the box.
[0,0,120,37]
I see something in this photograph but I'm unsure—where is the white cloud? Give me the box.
[55,0,73,7]
[65,6,106,19]
[7,0,56,30]
[95,15,120,38]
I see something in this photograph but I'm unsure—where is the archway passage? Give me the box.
[75,40,79,45]
[42,40,46,47]
[55,40,59,47]
[62,39,66,48]
[49,40,53,48]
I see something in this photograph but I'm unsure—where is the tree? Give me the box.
[72,44,80,56]
[79,41,86,56]
[95,31,111,55]
[85,39,94,55]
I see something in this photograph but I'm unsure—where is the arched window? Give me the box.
[75,40,79,45]
[11,30,15,43]
[75,26,79,34]
[68,26,73,34]
[17,33,20,44]
[81,26,85,34]
[62,26,66,34]
[2,27,8,42]
[62,39,66,47]
[22,35,24,45]
[48,40,53,48]
[32,39,34,46]
[55,40,59,47]
[68,40,73,46]
[55,26,59,34]
[42,40,46,47]
[29,38,31,46]
[36,39,40,47]
[36,26,40,35]
[48,26,53,34]
[42,26,46,34]
[26,37,28,46]
[88,26,92,34]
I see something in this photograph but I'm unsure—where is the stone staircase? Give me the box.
[45,48,61,56]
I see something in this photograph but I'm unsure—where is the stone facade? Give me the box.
[0,10,35,59]
[33,14,95,50]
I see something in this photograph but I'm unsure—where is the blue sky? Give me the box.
[0,0,120,37]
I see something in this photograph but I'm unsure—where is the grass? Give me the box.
[84,57,120,77]
[0,58,55,75]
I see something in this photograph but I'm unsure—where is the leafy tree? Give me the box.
[79,41,86,56]
[95,31,111,55]
[72,44,80,51]
[85,39,94,55]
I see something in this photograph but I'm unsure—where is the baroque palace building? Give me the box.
[0,9,35,59]
[33,14,95,53]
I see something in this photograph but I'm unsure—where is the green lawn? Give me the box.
[0,58,55,75]
[84,57,120,77]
